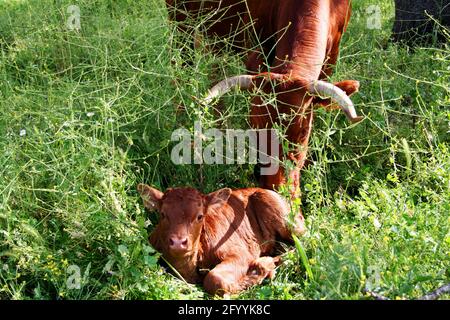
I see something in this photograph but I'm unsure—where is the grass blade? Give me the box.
[292,234,314,281]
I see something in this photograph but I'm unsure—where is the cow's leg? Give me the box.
[284,107,315,200]
[203,257,254,296]
[252,115,313,200]
[252,127,288,192]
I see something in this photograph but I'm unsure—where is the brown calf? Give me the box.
[137,184,305,295]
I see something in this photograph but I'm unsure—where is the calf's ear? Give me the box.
[137,184,163,211]
[205,188,232,210]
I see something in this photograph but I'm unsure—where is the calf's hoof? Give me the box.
[247,256,281,282]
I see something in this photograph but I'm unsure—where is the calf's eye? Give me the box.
[197,214,204,221]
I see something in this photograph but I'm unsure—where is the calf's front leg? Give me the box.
[203,257,254,296]
[203,256,280,296]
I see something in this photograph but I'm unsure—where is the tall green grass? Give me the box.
[0,0,448,299]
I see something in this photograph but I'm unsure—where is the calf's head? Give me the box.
[137,184,232,257]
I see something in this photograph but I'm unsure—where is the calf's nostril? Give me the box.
[169,237,188,250]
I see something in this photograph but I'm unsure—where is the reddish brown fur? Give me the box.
[167,0,359,197]
[138,184,305,295]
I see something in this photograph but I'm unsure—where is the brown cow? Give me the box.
[167,0,363,198]
[137,184,305,295]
